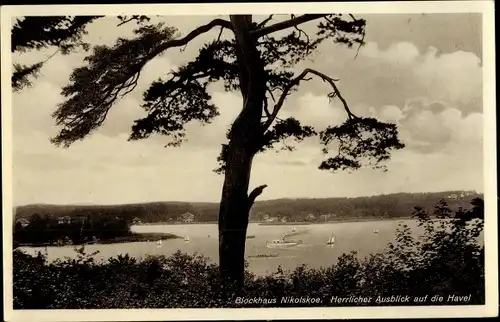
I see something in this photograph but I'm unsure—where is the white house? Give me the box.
[57,216,72,224]
[264,216,279,222]
[15,218,30,228]
[180,212,195,223]
[305,213,316,221]
[258,213,270,221]
[319,214,331,222]
[461,191,475,198]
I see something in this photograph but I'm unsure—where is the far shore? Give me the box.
[133,216,414,226]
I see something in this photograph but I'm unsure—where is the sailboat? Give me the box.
[327,235,336,245]
[184,235,190,242]
[156,239,163,248]
[373,229,379,234]
[292,226,297,232]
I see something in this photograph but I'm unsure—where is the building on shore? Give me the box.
[180,212,195,223]
[15,218,30,228]
[57,216,72,224]
[305,213,316,221]
[448,191,476,200]
[256,212,270,221]
[319,214,331,222]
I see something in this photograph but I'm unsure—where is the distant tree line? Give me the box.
[250,191,481,222]
[15,191,482,225]
[14,213,131,247]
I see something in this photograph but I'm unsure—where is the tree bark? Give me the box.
[218,15,266,289]
[218,142,254,288]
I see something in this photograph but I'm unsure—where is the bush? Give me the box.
[13,199,484,309]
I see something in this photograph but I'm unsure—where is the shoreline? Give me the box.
[134,217,414,227]
[15,232,179,248]
[16,218,415,248]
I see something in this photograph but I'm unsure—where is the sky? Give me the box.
[10,13,484,205]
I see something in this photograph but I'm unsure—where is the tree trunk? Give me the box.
[218,142,254,288]
[218,15,266,290]
[218,90,263,289]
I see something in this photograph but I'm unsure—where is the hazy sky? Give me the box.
[11,13,484,205]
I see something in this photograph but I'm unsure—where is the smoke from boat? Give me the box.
[282,229,310,241]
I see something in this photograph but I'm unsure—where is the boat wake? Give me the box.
[248,254,279,258]
[282,229,309,240]
[266,239,302,249]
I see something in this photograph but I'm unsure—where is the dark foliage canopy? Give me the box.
[12,14,404,173]
[11,16,101,91]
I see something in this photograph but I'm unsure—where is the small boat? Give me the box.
[327,235,336,245]
[246,235,256,239]
[184,236,190,242]
[373,229,379,234]
[156,240,163,248]
[266,238,302,249]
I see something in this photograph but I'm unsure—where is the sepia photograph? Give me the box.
[1,1,497,321]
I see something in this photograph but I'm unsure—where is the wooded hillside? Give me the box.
[14,191,481,223]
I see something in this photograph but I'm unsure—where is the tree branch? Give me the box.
[55,19,232,141]
[247,184,268,208]
[251,14,327,38]
[117,17,136,27]
[42,49,59,63]
[148,18,232,59]
[120,70,141,97]
[216,26,224,42]
[262,68,356,131]
[117,15,151,27]
[294,23,310,44]
[267,88,276,103]
[263,99,271,118]
[349,14,366,59]
[256,15,274,28]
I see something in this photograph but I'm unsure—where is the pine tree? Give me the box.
[12,14,405,287]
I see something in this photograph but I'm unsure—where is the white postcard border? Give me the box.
[2,1,497,321]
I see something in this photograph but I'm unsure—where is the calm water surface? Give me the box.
[21,220,424,276]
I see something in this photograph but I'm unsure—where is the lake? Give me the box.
[20,220,424,276]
